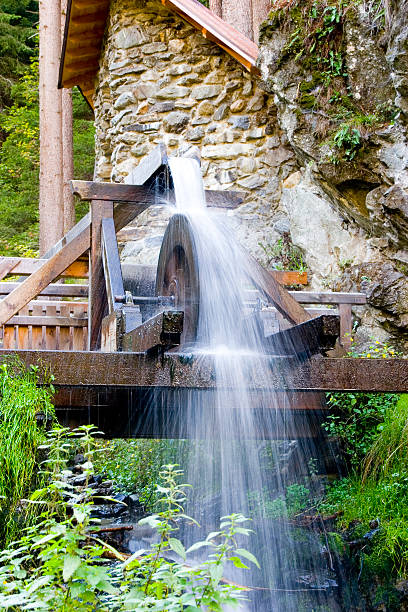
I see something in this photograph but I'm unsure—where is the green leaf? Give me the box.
[186,540,211,554]
[229,556,249,569]
[234,548,260,569]
[168,537,186,560]
[63,554,81,582]
[210,563,224,586]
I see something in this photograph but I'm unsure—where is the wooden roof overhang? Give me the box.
[59,0,260,106]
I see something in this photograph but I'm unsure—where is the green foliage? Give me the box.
[0,57,95,255]
[259,232,306,272]
[364,395,408,481]
[0,0,37,108]
[324,340,400,468]
[249,482,310,519]
[0,436,257,612]
[93,439,182,508]
[332,123,361,160]
[0,358,55,546]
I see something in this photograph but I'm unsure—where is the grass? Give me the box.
[0,358,55,545]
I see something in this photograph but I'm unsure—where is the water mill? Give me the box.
[0,0,407,610]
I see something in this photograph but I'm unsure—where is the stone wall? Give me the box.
[93,0,297,264]
[93,0,408,348]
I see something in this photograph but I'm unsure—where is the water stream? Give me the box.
[152,157,341,610]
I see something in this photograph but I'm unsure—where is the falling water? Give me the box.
[158,157,340,610]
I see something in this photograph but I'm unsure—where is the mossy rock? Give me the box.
[300,93,316,109]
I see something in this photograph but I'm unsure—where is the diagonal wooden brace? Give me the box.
[0,225,90,327]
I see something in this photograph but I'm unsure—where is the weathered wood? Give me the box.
[0,257,88,278]
[101,217,125,313]
[101,312,120,353]
[122,311,184,354]
[248,255,311,325]
[89,200,112,350]
[0,258,19,281]
[290,291,367,305]
[71,180,245,209]
[6,315,87,327]
[267,314,340,358]
[271,270,308,286]
[1,350,407,392]
[0,226,90,327]
[42,212,90,259]
[0,283,88,297]
[126,143,168,186]
[339,302,352,349]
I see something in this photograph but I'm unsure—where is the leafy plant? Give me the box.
[259,231,306,272]
[248,483,311,519]
[333,123,362,160]
[0,453,258,611]
[0,358,55,546]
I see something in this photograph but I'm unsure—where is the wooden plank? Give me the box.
[58,304,71,351]
[89,200,112,350]
[0,283,88,297]
[16,306,29,349]
[271,270,308,286]
[0,350,407,392]
[0,226,90,327]
[31,302,45,350]
[42,213,91,260]
[266,314,339,358]
[101,312,120,353]
[122,311,184,354]
[0,258,20,281]
[248,255,311,325]
[0,257,88,278]
[339,303,352,350]
[2,326,15,349]
[126,143,168,186]
[71,180,245,210]
[101,217,124,313]
[6,316,87,327]
[290,291,367,305]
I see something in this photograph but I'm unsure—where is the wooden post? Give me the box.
[61,0,75,233]
[339,303,352,350]
[89,200,113,350]
[222,0,254,40]
[39,0,64,254]
[252,0,271,41]
[209,0,222,17]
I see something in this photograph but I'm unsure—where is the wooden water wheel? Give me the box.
[155,214,200,345]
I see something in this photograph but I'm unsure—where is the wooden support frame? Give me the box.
[0,226,90,327]
[121,311,184,354]
[101,217,124,313]
[89,200,113,350]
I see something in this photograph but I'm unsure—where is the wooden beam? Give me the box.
[248,255,311,325]
[0,258,20,281]
[71,180,245,209]
[101,217,124,313]
[266,314,339,358]
[6,315,87,327]
[290,291,367,305]
[122,311,184,354]
[0,282,88,297]
[272,270,307,286]
[0,257,88,278]
[89,200,112,350]
[0,350,407,392]
[0,226,90,326]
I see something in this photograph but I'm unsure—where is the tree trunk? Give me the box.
[252,0,271,42]
[61,0,75,233]
[39,0,64,254]
[222,0,253,40]
[209,0,222,17]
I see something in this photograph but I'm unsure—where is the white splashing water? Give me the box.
[165,157,338,611]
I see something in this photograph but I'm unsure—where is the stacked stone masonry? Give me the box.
[93,0,408,348]
[94,0,298,264]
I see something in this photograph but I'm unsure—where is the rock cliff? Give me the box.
[258,0,408,347]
